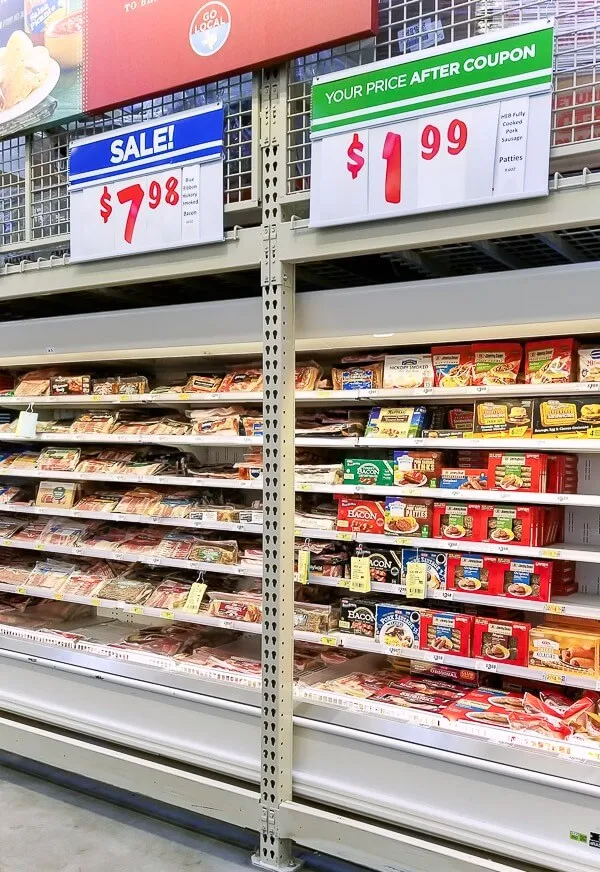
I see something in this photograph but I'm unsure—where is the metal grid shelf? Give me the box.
[287,0,600,195]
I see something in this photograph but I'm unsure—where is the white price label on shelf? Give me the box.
[482,661,498,672]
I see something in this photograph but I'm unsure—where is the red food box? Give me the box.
[524,338,577,384]
[487,452,548,493]
[472,617,530,667]
[547,454,578,494]
[420,610,474,658]
[479,504,538,546]
[495,557,553,602]
[336,497,385,534]
[446,553,502,596]
[432,502,483,542]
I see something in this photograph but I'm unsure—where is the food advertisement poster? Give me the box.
[0,0,83,137]
[0,0,377,139]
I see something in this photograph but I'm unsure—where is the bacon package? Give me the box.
[336,497,385,534]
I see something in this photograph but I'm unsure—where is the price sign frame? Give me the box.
[68,104,225,263]
[309,20,554,228]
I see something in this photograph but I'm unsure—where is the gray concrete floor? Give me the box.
[0,765,253,871]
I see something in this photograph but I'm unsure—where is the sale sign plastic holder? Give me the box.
[309,20,554,228]
[68,105,225,263]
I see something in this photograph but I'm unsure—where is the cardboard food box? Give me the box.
[439,468,488,490]
[336,497,385,534]
[446,553,501,595]
[473,617,530,667]
[376,604,422,649]
[383,354,434,389]
[50,375,92,396]
[529,626,600,676]
[36,481,79,509]
[384,497,433,537]
[432,502,483,542]
[343,459,395,487]
[494,557,553,602]
[487,452,548,493]
[480,505,537,546]
[472,342,522,386]
[473,399,533,437]
[410,660,479,687]
[533,397,600,438]
[339,598,379,638]
[394,450,443,487]
[420,611,474,658]
[359,546,403,585]
[365,406,427,439]
[401,549,447,591]
[525,338,577,385]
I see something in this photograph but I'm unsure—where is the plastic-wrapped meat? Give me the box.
[156,531,198,561]
[183,374,223,393]
[295,362,322,392]
[76,449,138,474]
[295,464,343,484]
[145,579,191,610]
[149,491,198,518]
[114,488,163,515]
[9,452,40,470]
[14,369,59,397]
[12,519,48,542]
[0,517,25,539]
[207,591,262,622]
[189,407,243,437]
[75,491,122,513]
[70,412,117,434]
[152,418,192,436]
[0,486,31,504]
[219,367,263,393]
[28,559,76,590]
[94,576,155,604]
[190,540,239,565]
[112,417,161,436]
[295,410,367,437]
[38,447,81,472]
[40,519,90,547]
[60,573,105,598]
[0,558,34,586]
[185,463,241,480]
[81,524,135,551]
[118,624,199,656]
[119,528,165,555]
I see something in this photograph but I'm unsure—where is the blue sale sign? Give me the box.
[69,104,224,190]
[68,105,225,263]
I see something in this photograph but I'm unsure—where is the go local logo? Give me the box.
[190,1,232,57]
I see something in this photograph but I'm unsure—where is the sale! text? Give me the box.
[110,125,175,164]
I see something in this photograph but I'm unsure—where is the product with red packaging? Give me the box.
[472,342,522,386]
[480,504,540,546]
[336,497,385,534]
[487,453,548,493]
[420,610,474,657]
[431,345,474,388]
[433,502,482,541]
[546,454,578,494]
[410,660,479,687]
[473,617,530,667]
[525,338,577,384]
[447,553,501,595]
[495,557,553,602]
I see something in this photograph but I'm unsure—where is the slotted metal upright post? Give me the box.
[253,65,300,872]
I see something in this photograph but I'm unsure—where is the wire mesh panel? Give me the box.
[0,137,26,248]
[0,72,255,251]
[287,0,600,194]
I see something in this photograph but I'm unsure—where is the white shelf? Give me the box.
[0,537,261,577]
[0,392,263,407]
[0,433,263,447]
[0,467,263,489]
[356,437,600,452]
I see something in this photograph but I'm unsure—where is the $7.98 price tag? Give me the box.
[99,173,181,245]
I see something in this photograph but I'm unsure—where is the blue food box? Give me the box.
[376,604,422,649]
[401,549,447,591]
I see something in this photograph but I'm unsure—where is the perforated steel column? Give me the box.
[253,67,299,872]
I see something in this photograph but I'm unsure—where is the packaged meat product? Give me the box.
[336,497,385,534]
[50,375,91,395]
[383,354,434,389]
[0,560,34,586]
[394,451,443,487]
[296,541,349,578]
[95,576,155,604]
[343,459,394,487]
[487,452,548,492]
[241,415,263,437]
[401,549,447,591]
[474,399,533,437]
[480,505,539,546]
[410,661,479,687]
[439,468,487,490]
[295,410,366,438]
[190,540,239,565]
[188,650,263,675]
[494,557,552,601]
[118,625,197,657]
[432,502,483,541]
[296,464,343,485]
[38,447,81,472]
[472,342,522,386]
[40,519,89,547]
[339,598,378,637]
[149,491,197,518]
[294,602,339,633]
[183,374,223,393]
[358,545,402,585]
[473,617,530,667]
[145,580,191,610]
[420,611,474,657]
[376,605,422,649]
[578,347,600,383]
[12,519,48,543]
[70,412,116,434]
[156,531,199,561]
[0,485,29,504]
[365,406,426,438]
[191,505,242,524]
[14,369,59,397]
[219,367,263,393]
[189,407,242,436]
[0,518,26,539]
[28,559,76,590]
[76,449,137,474]
[118,528,164,555]
[8,451,40,469]
[75,491,121,513]
[442,688,526,730]
[111,418,161,436]
[370,686,452,713]
[92,377,119,395]
[432,345,474,388]
[295,362,322,391]
[533,397,600,438]
[529,626,600,676]
[81,524,135,550]
[36,481,79,509]
[118,375,149,395]
[332,358,384,391]
[207,591,262,622]
[60,573,104,598]
[114,488,163,515]
[294,509,336,531]
[525,338,577,384]
[446,553,500,595]
[384,497,432,537]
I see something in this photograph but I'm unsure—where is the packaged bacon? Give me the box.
[296,362,322,392]
[70,412,116,434]
[189,407,243,436]
[114,488,163,515]
[145,579,191,610]
[38,447,81,472]
[220,366,263,393]
[183,374,224,393]
[14,369,60,397]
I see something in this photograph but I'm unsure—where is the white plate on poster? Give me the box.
[0,60,60,127]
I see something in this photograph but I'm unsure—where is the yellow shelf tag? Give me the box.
[406,562,427,600]
[16,586,27,595]
[350,556,371,593]
[545,672,566,685]
[53,593,64,601]
[130,606,144,615]
[546,603,565,615]
[297,549,310,585]
[161,610,175,621]
[541,548,560,559]
[91,598,101,607]
[320,635,338,647]
[184,582,207,614]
